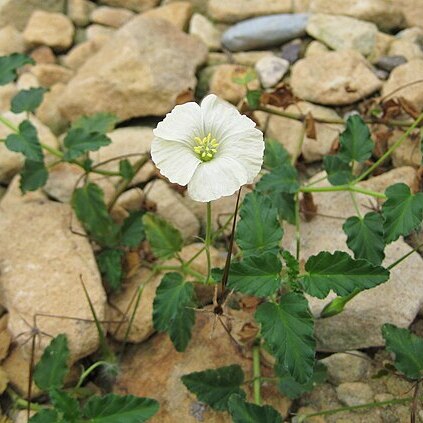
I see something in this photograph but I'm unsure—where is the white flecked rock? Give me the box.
[189,13,222,51]
[255,56,289,88]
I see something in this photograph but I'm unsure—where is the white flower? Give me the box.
[151,94,264,202]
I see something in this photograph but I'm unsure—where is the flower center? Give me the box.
[193,133,219,162]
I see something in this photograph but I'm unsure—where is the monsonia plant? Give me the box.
[1,53,423,422]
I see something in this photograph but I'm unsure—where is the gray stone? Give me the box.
[388,39,423,62]
[255,56,289,88]
[222,14,309,52]
[306,14,378,56]
[281,39,303,64]
[336,382,374,406]
[376,55,407,72]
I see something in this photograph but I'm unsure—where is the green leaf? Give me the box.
[281,250,300,290]
[20,159,48,193]
[5,120,43,161]
[49,388,81,421]
[11,87,47,113]
[263,139,291,171]
[0,53,34,85]
[181,365,246,411]
[143,213,183,259]
[301,251,390,299]
[97,249,124,291]
[71,183,120,248]
[228,394,282,423]
[338,115,374,163]
[72,112,118,135]
[382,183,423,243]
[246,89,261,109]
[153,273,195,352]
[275,361,327,399]
[213,252,282,297]
[232,68,257,85]
[34,334,69,391]
[256,164,300,194]
[382,324,423,380]
[236,192,283,257]
[255,293,315,384]
[63,128,111,161]
[83,394,159,423]
[343,212,385,265]
[272,192,296,224]
[121,211,145,248]
[323,155,353,186]
[119,159,135,180]
[29,409,59,423]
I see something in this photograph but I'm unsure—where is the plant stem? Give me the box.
[155,265,204,280]
[300,184,387,199]
[349,191,362,218]
[205,201,212,284]
[6,388,43,412]
[252,344,261,405]
[353,112,423,184]
[75,360,109,389]
[295,192,301,261]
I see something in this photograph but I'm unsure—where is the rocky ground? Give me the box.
[0,0,423,422]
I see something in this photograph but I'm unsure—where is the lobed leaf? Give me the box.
[63,127,111,161]
[29,409,59,423]
[20,158,48,193]
[256,164,300,194]
[5,120,43,161]
[302,251,390,299]
[263,139,291,171]
[181,365,246,411]
[11,87,47,113]
[121,211,145,248]
[49,388,81,421]
[0,53,34,85]
[72,112,118,134]
[97,249,124,291]
[323,155,353,186]
[255,293,315,384]
[119,159,135,180]
[228,394,282,423]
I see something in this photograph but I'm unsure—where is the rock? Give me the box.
[61,40,100,70]
[0,367,8,394]
[321,352,371,385]
[0,25,25,55]
[282,167,423,351]
[0,315,11,361]
[209,0,292,23]
[0,84,18,114]
[388,39,423,62]
[382,60,423,112]
[30,46,57,65]
[90,6,135,28]
[144,179,200,240]
[30,64,74,87]
[255,56,289,88]
[222,13,309,51]
[23,11,74,52]
[0,0,66,31]
[397,27,423,45]
[16,73,39,90]
[291,50,383,105]
[142,2,193,31]
[115,312,292,422]
[308,0,404,31]
[67,0,96,27]
[85,24,116,45]
[336,383,374,406]
[306,14,378,56]
[388,129,422,168]
[397,0,423,29]
[59,16,207,122]
[0,112,58,183]
[281,39,303,64]
[0,181,107,364]
[367,31,394,64]
[266,101,343,162]
[189,13,222,51]
[99,0,160,13]
[36,83,68,134]
[376,55,407,72]
[164,0,208,14]
[232,51,275,66]
[305,40,329,57]
[209,64,257,104]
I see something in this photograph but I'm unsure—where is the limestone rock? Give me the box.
[144,179,200,240]
[0,315,11,361]
[382,60,423,112]
[255,56,289,88]
[30,46,57,65]
[59,16,207,122]
[208,0,292,23]
[0,84,18,114]
[67,0,96,27]
[336,383,374,406]
[23,11,74,52]
[115,312,292,422]
[61,40,100,70]
[376,56,407,72]
[388,39,423,62]
[16,73,39,90]
[0,0,66,31]
[189,13,222,51]
[388,129,421,168]
[367,31,394,64]
[308,0,404,31]
[85,24,116,45]
[291,50,383,105]
[142,2,193,31]
[0,182,107,364]
[90,6,135,28]
[0,26,25,55]
[30,64,73,87]
[36,83,68,134]
[397,0,423,29]
[397,27,423,45]
[306,14,378,56]
[305,40,329,57]
[266,102,343,162]
[282,167,423,351]
[0,112,58,183]
[99,0,160,12]
[222,14,309,51]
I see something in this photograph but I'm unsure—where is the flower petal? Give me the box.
[187,156,248,202]
[153,101,202,146]
[151,137,201,186]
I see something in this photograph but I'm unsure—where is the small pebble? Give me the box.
[376,55,407,72]
[255,56,290,88]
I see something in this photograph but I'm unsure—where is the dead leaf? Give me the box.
[300,192,317,222]
[175,89,194,105]
[260,85,296,109]
[398,96,420,119]
[304,112,317,140]
[381,98,402,120]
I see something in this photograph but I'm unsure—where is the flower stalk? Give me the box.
[205,201,212,284]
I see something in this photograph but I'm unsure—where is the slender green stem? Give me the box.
[75,361,109,389]
[252,345,261,405]
[295,192,301,261]
[388,244,423,270]
[6,388,43,412]
[349,191,362,218]
[155,265,204,280]
[205,201,212,284]
[300,184,387,199]
[353,112,423,184]
[0,115,19,132]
